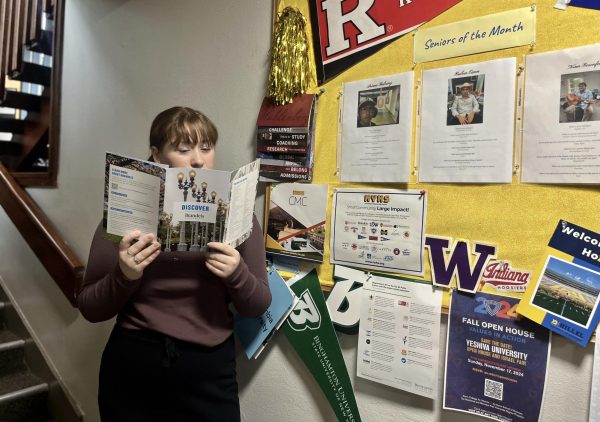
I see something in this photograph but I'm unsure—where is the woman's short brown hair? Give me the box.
[149,107,218,151]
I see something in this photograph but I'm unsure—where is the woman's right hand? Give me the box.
[118,231,161,281]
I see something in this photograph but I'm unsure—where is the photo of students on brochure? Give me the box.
[356,85,400,128]
[530,256,600,327]
[447,75,485,125]
[559,70,600,123]
[266,206,324,256]
[264,183,327,263]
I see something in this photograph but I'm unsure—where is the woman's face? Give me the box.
[151,141,215,169]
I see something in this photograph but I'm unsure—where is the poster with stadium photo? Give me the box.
[531,257,600,328]
[518,220,600,346]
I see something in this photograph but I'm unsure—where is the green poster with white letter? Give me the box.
[282,269,361,422]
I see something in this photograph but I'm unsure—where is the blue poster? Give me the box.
[518,220,600,346]
[444,291,550,422]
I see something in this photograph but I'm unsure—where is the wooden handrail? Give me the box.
[0,163,82,306]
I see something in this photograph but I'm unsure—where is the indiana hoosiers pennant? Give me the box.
[309,0,462,83]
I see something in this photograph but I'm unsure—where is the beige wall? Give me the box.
[0,1,595,421]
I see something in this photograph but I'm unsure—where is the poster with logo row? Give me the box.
[330,188,427,276]
[444,291,550,422]
[357,273,442,399]
[517,220,600,346]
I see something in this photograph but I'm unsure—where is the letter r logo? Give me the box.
[322,0,385,57]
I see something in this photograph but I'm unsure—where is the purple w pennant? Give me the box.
[425,236,497,293]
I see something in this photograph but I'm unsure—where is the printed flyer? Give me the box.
[517,220,600,346]
[330,188,427,276]
[357,274,442,399]
[419,57,516,183]
[341,72,414,183]
[521,44,600,184]
[444,291,550,422]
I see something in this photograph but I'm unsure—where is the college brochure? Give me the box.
[234,269,298,359]
[103,152,259,249]
[264,183,328,263]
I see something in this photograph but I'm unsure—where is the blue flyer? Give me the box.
[518,220,600,346]
[444,291,550,422]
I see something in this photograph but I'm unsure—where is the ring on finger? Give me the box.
[126,248,135,256]
[133,255,141,265]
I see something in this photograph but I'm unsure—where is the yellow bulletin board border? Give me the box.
[269,0,600,323]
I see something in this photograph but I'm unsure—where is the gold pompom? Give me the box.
[268,7,312,105]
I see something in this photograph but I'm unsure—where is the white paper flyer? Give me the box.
[357,274,442,399]
[419,57,516,183]
[341,72,414,183]
[522,44,600,184]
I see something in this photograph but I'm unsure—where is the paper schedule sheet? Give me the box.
[357,275,442,398]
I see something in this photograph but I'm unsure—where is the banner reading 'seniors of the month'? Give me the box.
[283,269,362,422]
[444,291,550,422]
[309,0,461,83]
[414,7,535,63]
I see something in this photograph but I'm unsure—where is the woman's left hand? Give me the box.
[205,242,241,279]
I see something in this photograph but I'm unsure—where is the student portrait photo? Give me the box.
[356,85,400,128]
[447,75,485,126]
[559,71,600,123]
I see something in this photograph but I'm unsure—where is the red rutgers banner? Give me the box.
[309,0,462,83]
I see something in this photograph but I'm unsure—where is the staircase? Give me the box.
[0,284,82,422]
[1,0,63,186]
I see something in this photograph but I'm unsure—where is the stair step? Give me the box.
[0,330,21,345]
[0,141,23,157]
[0,328,26,377]
[0,117,28,135]
[9,62,52,87]
[0,382,48,404]
[28,30,53,56]
[0,382,49,422]
[0,369,45,397]
[0,91,43,112]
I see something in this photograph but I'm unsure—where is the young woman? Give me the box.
[78,106,272,422]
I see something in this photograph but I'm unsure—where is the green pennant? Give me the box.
[282,269,362,422]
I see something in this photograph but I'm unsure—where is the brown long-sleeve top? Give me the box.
[77,216,271,347]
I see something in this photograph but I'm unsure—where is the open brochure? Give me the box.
[103,152,259,249]
[234,269,298,359]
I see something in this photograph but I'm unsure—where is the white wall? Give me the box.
[0,1,595,421]
[0,0,271,420]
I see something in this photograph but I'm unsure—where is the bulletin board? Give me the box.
[271,0,600,305]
